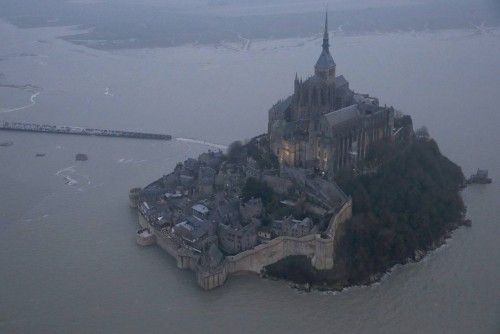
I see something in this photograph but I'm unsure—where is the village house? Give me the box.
[271,216,316,238]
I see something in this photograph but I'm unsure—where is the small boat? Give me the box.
[467,169,492,184]
[75,153,88,161]
[137,228,155,246]
[64,176,77,185]
[0,141,13,147]
[35,153,46,157]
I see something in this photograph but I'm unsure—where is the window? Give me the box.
[336,97,342,107]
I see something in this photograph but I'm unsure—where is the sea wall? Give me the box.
[224,198,352,275]
[0,121,172,140]
[196,266,228,290]
[137,198,353,290]
[326,198,352,236]
[138,213,181,261]
[225,233,319,273]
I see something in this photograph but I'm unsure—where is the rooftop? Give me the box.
[192,204,210,215]
[324,104,361,127]
[315,49,336,71]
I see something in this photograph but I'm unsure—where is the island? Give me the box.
[129,12,467,290]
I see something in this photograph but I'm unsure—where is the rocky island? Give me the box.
[129,12,466,290]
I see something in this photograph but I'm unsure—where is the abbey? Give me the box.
[268,12,394,175]
[131,11,402,290]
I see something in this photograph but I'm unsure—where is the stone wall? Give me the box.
[325,197,352,236]
[139,213,180,260]
[137,198,352,290]
[224,198,352,275]
[225,233,317,274]
[197,266,228,290]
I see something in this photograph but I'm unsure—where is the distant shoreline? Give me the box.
[1,1,498,51]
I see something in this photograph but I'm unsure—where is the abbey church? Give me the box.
[268,12,394,175]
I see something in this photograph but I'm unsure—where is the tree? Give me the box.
[241,177,274,206]
[227,140,246,163]
[335,138,466,283]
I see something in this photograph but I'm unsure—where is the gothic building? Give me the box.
[268,12,394,175]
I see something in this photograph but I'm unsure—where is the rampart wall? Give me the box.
[137,198,352,290]
[224,198,352,275]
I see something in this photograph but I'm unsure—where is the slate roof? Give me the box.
[324,104,361,127]
[335,75,348,88]
[315,49,336,71]
[192,204,210,215]
[176,216,209,241]
[214,199,241,225]
[270,95,292,115]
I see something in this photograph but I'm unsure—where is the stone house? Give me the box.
[192,203,210,220]
[173,216,214,251]
[183,158,201,175]
[272,216,316,238]
[197,166,216,195]
[239,197,263,224]
[218,221,259,255]
[257,226,273,241]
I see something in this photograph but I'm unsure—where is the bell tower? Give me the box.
[314,10,336,80]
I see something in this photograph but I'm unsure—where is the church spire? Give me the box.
[322,9,329,52]
[314,7,336,78]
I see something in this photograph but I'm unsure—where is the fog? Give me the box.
[1,0,499,49]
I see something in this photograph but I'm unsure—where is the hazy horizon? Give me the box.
[1,0,499,49]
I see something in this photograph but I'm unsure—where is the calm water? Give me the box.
[0,21,499,333]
